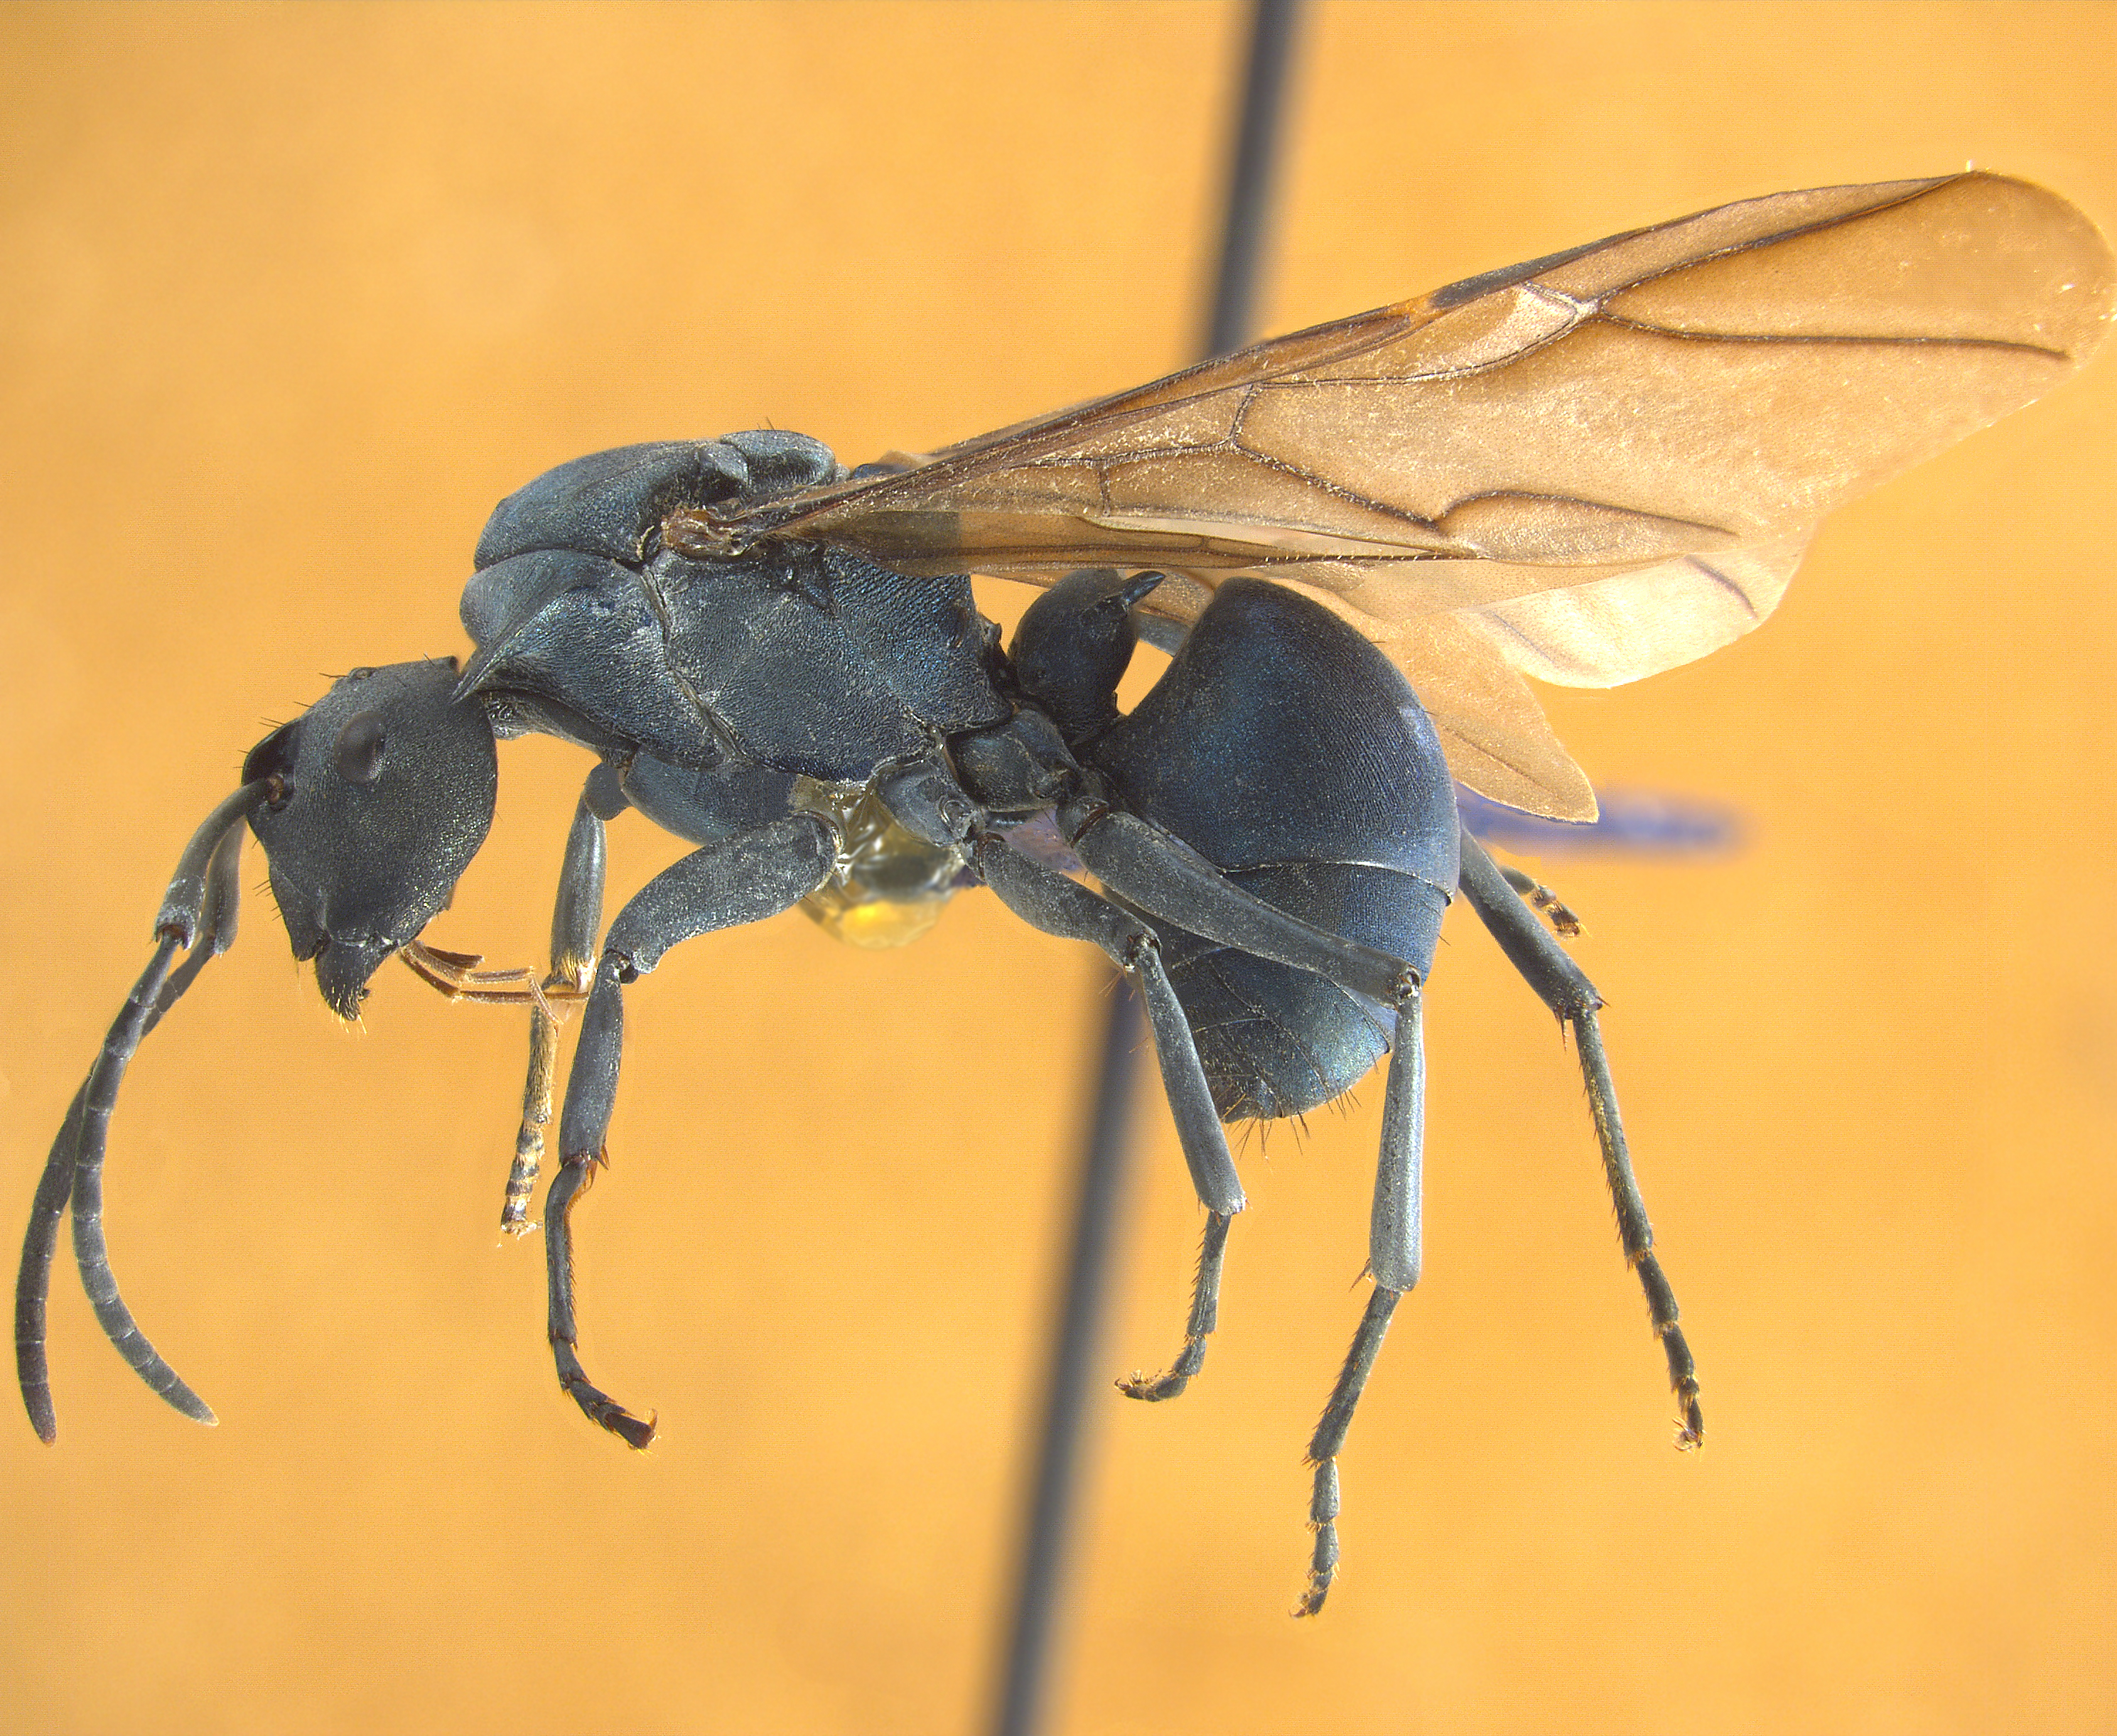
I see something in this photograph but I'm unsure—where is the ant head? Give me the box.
[242,659,497,1018]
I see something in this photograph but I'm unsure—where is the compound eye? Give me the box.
[332,712,388,786]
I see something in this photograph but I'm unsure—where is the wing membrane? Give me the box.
[669,174,2113,815]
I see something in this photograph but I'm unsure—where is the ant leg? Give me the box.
[503,770,625,1234]
[1298,1285,1400,1616]
[1121,1212,1231,1402]
[1457,828,1703,1447]
[507,1017,562,1233]
[975,834,1242,1400]
[1062,806,1416,1008]
[1495,862,1583,937]
[1058,803,1439,1597]
[543,970,650,1448]
[1299,978,1424,1616]
[545,812,838,1447]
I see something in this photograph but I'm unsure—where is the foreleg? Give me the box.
[502,767,626,1233]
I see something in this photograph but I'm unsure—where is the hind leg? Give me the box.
[1298,975,1424,1615]
[1457,828,1702,1447]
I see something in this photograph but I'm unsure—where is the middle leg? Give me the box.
[545,811,839,1447]
[1055,803,1435,1603]
[975,831,1242,1401]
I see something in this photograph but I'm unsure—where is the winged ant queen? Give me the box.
[18,174,2113,1613]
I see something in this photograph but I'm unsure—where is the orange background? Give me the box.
[2,4,2113,1732]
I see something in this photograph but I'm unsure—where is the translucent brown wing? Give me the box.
[667,174,2113,816]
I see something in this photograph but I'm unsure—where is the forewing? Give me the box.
[671,173,2112,815]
